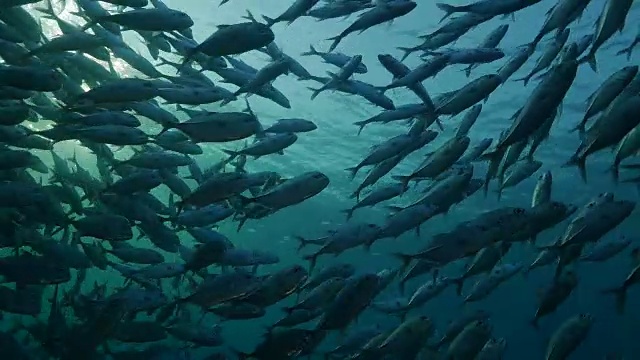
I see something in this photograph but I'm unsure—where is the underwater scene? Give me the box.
[0,0,639,359]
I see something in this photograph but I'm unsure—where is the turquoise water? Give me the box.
[5,0,640,358]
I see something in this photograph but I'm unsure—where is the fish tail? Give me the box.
[525,148,535,161]
[530,36,542,50]
[156,215,173,224]
[616,46,634,61]
[562,154,588,183]
[398,278,407,294]
[178,50,197,74]
[79,18,98,32]
[292,235,311,252]
[585,52,597,72]
[156,56,178,69]
[569,120,585,134]
[301,45,318,57]
[376,85,389,93]
[302,252,320,272]
[609,161,620,184]
[463,65,472,78]
[513,74,530,86]
[398,309,409,323]
[219,96,235,106]
[155,122,175,138]
[452,276,465,296]
[34,0,57,16]
[340,208,355,221]
[236,216,248,232]
[397,46,414,62]
[174,199,185,216]
[601,286,627,314]
[309,87,322,100]
[353,120,368,135]
[578,52,596,72]
[391,252,414,272]
[435,3,465,23]
[348,188,361,200]
[391,175,411,188]
[326,35,343,53]
[529,317,540,330]
[345,166,359,180]
[262,15,276,27]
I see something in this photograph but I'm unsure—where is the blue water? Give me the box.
[11,0,640,358]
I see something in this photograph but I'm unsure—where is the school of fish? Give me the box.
[0,0,638,359]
